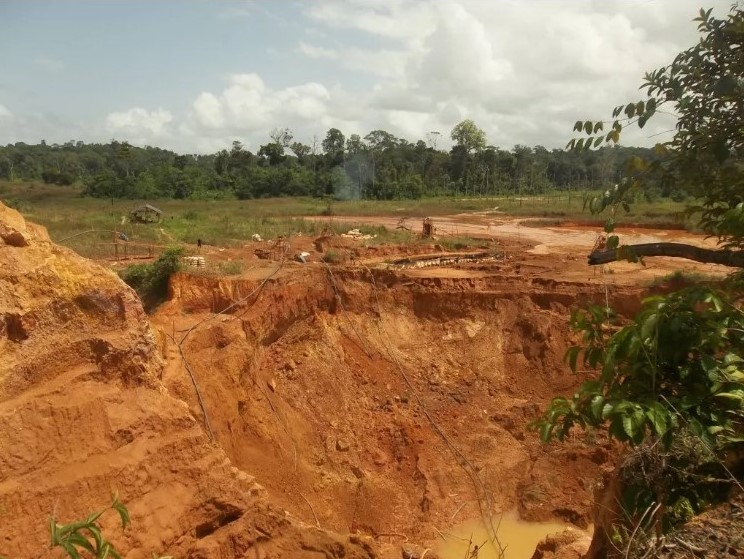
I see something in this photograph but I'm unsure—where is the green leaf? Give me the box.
[621,413,635,439]
[539,421,555,442]
[584,121,593,135]
[574,121,583,132]
[85,510,105,525]
[565,346,581,372]
[640,313,658,341]
[590,395,604,421]
[715,392,743,404]
[66,534,97,555]
[688,419,704,437]
[621,202,631,213]
[610,130,620,143]
[593,136,604,148]
[61,542,82,559]
[112,500,131,528]
[83,525,103,553]
[624,103,636,118]
[646,403,668,435]
[606,235,619,250]
[593,121,604,133]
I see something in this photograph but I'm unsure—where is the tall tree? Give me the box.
[322,128,346,168]
[450,119,486,154]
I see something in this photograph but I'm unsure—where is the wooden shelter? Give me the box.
[129,204,163,224]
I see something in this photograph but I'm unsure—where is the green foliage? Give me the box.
[218,260,243,275]
[572,7,744,250]
[1,129,672,202]
[120,247,183,310]
[543,8,744,538]
[450,119,487,153]
[48,495,130,559]
[321,249,342,264]
[0,496,175,559]
[538,287,744,449]
[537,287,744,533]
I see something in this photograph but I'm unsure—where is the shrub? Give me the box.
[120,247,183,311]
[218,260,243,275]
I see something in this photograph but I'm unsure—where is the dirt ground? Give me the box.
[147,216,728,556]
[3,205,732,559]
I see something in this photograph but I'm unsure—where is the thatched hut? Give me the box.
[129,204,163,224]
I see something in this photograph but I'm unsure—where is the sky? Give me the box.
[0,0,734,154]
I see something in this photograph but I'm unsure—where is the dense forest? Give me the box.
[0,119,673,201]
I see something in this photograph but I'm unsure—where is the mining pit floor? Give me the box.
[145,216,725,558]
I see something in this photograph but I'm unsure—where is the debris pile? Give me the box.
[182,255,206,267]
[342,228,376,240]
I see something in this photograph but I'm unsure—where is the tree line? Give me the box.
[0,120,674,201]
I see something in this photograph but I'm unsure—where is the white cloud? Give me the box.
[2,0,732,154]
[0,104,11,118]
[184,73,333,150]
[105,107,173,139]
[304,0,437,44]
[294,0,730,151]
[298,41,407,78]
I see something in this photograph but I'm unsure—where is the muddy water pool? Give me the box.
[435,510,589,558]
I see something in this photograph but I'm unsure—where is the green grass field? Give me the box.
[0,181,692,259]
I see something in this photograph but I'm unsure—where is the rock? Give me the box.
[372,449,389,466]
[531,528,591,559]
[336,439,351,452]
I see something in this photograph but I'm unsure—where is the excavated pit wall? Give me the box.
[160,266,645,548]
[0,203,381,559]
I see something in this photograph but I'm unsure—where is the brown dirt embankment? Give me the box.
[153,255,646,550]
[0,202,380,559]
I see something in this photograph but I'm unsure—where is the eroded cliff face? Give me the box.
[0,203,378,559]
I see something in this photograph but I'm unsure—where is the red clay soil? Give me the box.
[0,202,382,559]
[2,202,732,559]
[150,232,657,554]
